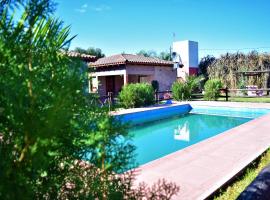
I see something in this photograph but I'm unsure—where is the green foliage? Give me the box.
[151,80,159,92]
[227,97,270,103]
[0,1,132,199]
[198,55,216,83]
[172,81,191,101]
[204,79,223,100]
[159,51,172,61]
[172,76,201,101]
[214,149,270,200]
[137,50,158,58]
[119,83,155,108]
[137,50,172,61]
[0,1,180,199]
[237,76,248,96]
[74,47,105,58]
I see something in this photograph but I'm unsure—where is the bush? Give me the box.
[172,76,201,101]
[0,1,180,199]
[204,79,223,100]
[172,81,191,101]
[119,83,155,108]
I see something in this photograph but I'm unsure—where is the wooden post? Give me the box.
[108,92,113,111]
[225,87,228,101]
[124,72,128,85]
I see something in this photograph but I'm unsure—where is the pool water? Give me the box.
[130,113,251,165]
[190,106,270,119]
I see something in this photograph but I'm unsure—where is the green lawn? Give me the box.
[214,149,270,200]
[191,96,270,103]
[228,97,270,103]
[214,97,270,103]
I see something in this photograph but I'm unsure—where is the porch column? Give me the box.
[94,76,98,92]
[124,72,128,85]
[88,74,92,93]
[89,75,98,93]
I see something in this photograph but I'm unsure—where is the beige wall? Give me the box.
[126,65,155,75]
[126,64,177,91]
[115,75,124,93]
[89,64,177,96]
[154,66,177,91]
[128,75,138,83]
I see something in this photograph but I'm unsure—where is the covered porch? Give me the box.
[88,53,176,97]
[90,69,153,96]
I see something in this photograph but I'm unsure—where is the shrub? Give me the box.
[0,1,180,199]
[172,76,201,101]
[204,79,223,100]
[172,81,191,101]
[119,83,155,108]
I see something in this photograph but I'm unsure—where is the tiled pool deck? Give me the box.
[114,101,270,200]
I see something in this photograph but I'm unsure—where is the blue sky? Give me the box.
[55,0,270,59]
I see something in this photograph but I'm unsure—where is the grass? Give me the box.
[228,97,270,103]
[191,95,270,103]
[214,149,270,200]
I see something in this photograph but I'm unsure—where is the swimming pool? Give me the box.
[124,105,270,166]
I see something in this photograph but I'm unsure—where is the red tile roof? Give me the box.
[67,51,97,62]
[90,54,173,67]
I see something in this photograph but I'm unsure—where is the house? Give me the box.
[88,54,177,96]
[88,40,199,96]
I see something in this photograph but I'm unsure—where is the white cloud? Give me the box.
[75,3,88,13]
[75,3,111,13]
[91,5,111,12]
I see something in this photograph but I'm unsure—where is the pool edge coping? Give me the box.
[129,102,270,199]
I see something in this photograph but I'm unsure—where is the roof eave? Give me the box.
[126,61,174,66]
[89,62,126,68]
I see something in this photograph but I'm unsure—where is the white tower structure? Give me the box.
[172,40,199,80]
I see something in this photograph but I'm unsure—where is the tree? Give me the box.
[159,51,172,61]
[137,50,172,61]
[0,1,179,199]
[74,47,105,58]
[137,50,158,58]
[198,55,216,83]
[207,51,270,89]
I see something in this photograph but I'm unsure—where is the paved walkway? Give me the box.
[133,102,270,200]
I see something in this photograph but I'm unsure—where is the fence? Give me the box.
[154,90,173,103]
[98,88,270,106]
[228,88,270,96]
[98,89,229,105]
[155,89,230,102]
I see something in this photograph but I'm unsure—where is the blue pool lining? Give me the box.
[117,104,192,125]
[116,104,270,125]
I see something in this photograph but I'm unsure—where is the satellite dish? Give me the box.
[171,51,184,68]
[171,52,179,62]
